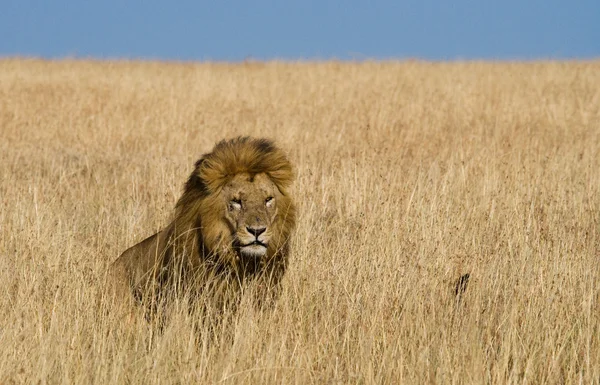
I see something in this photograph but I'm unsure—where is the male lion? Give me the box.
[107,137,296,317]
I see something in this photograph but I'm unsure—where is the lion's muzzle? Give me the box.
[239,225,269,259]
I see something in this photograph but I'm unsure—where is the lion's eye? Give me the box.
[265,197,274,207]
[229,199,242,211]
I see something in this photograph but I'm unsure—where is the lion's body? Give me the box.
[107,137,296,314]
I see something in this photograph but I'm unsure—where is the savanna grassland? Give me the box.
[0,58,599,384]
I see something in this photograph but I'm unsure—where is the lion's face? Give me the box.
[220,173,282,261]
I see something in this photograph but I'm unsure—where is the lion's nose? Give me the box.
[246,226,266,238]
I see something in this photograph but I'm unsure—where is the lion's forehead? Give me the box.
[224,173,277,201]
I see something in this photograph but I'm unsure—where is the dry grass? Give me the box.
[0,58,599,384]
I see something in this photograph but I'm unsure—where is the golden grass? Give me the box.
[0,58,599,384]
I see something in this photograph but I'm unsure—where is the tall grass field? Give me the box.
[0,59,598,383]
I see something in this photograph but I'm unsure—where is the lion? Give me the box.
[107,137,296,318]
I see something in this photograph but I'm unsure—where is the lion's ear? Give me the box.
[184,158,209,195]
[265,154,294,192]
[268,167,294,192]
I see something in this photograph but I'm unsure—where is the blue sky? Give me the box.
[1,0,599,61]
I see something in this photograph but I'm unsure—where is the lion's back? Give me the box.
[107,232,163,302]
